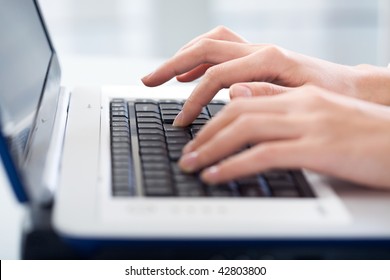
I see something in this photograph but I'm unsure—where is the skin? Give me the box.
[141,26,390,189]
[180,87,390,189]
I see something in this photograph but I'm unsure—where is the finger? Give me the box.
[142,40,254,87]
[200,141,307,184]
[174,47,295,126]
[177,26,248,53]
[179,114,303,172]
[229,83,291,99]
[176,64,213,82]
[182,95,297,153]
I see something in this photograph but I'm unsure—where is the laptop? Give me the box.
[1,0,390,248]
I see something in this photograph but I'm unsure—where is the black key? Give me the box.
[207,104,224,117]
[167,144,185,151]
[198,113,210,119]
[174,173,199,183]
[111,106,126,111]
[141,155,169,163]
[113,161,130,169]
[161,109,181,115]
[169,150,182,161]
[112,148,130,155]
[176,182,205,196]
[112,142,130,149]
[200,107,209,116]
[144,179,174,196]
[111,122,129,127]
[142,162,171,171]
[236,177,264,197]
[165,131,191,138]
[160,103,182,110]
[112,154,130,162]
[190,124,204,130]
[138,129,164,136]
[207,184,235,197]
[138,134,165,142]
[112,136,130,143]
[136,112,160,118]
[112,126,130,132]
[135,103,160,113]
[137,123,163,130]
[144,170,171,179]
[167,137,190,145]
[161,114,177,124]
[263,170,294,182]
[267,178,296,189]
[112,117,129,122]
[140,147,168,155]
[139,141,167,149]
[191,119,208,125]
[137,118,163,125]
[111,110,128,118]
[112,131,129,137]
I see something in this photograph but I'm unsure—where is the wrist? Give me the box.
[353,64,390,105]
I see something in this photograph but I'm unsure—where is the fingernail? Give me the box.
[179,151,199,172]
[201,165,220,183]
[182,140,195,154]
[141,71,154,81]
[231,85,252,98]
[173,111,185,127]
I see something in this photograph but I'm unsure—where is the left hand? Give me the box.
[179,86,390,189]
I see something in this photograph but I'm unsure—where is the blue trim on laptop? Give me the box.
[0,127,28,203]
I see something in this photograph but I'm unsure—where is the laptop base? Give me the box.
[22,206,390,260]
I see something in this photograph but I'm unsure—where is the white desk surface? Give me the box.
[0,55,181,259]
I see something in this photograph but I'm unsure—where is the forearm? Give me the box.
[352,64,390,106]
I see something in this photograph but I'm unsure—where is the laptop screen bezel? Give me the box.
[0,0,62,204]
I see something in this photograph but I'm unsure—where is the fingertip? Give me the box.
[141,70,153,82]
[201,165,221,184]
[172,111,186,127]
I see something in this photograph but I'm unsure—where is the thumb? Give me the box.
[229,82,291,99]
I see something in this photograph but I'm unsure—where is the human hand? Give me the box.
[178,86,390,189]
[142,26,390,126]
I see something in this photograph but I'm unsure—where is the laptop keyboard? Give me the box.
[110,99,315,198]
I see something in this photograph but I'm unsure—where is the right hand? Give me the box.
[142,26,390,126]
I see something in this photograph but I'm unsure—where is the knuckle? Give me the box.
[262,45,284,58]
[195,38,214,60]
[299,87,328,110]
[214,25,230,36]
[204,66,221,83]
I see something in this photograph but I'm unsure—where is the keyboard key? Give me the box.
[207,103,224,117]
[139,141,167,149]
[137,118,163,125]
[138,129,164,136]
[135,103,160,113]
[161,114,177,124]
[138,134,166,142]
[136,112,160,119]
[137,123,163,130]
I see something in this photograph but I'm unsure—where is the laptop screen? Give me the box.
[0,0,52,152]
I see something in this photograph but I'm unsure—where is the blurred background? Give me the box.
[38,0,390,66]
